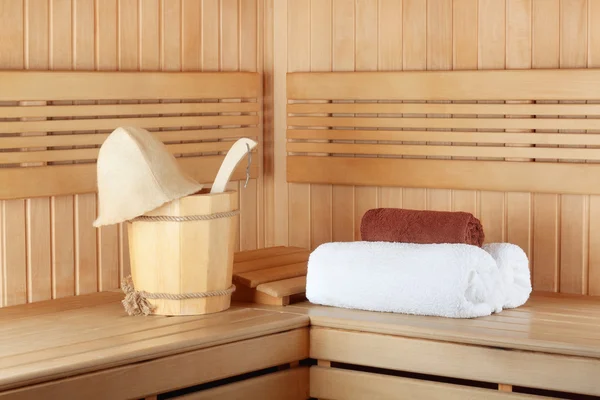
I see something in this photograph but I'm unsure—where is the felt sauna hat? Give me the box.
[93,126,204,227]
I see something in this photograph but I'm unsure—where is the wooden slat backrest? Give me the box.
[0,71,261,199]
[286,69,600,195]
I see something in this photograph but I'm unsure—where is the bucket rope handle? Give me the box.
[121,275,236,316]
[130,209,239,223]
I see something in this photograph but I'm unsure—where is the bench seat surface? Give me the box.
[0,291,309,393]
[284,292,600,359]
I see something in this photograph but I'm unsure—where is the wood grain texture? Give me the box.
[175,367,309,400]
[0,0,264,306]
[309,0,333,249]
[311,326,600,397]
[234,262,307,288]
[0,292,309,396]
[276,0,600,295]
[589,0,600,296]
[310,367,541,400]
[559,0,588,294]
[331,0,355,243]
[532,0,560,293]
[287,0,311,250]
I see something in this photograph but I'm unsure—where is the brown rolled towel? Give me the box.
[360,208,485,247]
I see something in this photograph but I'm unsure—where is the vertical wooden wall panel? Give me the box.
[425,0,452,212]
[377,0,403,211]
[240,0,260,251]
[119,0,139,71]
[309,0,333,249]
[25,0,52,303]
[182,0,201,70]
[96,0,120,292]
[477,0,506,244]
[200,0,216,70]
[161,0,180,70]
[272,0,288,247]
[220,0,242,252]
[331,0,355,242]
[73,0,98,295]
[354,0,378,240]
[532,0,560,292]
[0,0,263,306]
[401,0,427,210]
[50,0,76,299]
[140,0,160,71]
[505,0,532,260]
[263,0,275,248]
[589,1,600,296]
[117,0,139,284]
[277,0,599,294]
[1,1,27,307]
[451,0,478,216]
[287,0,311,249]
[559,0,588,294]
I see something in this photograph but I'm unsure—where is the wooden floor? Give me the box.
[280,292,600,359]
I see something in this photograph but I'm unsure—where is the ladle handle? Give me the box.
[210,138,257,194]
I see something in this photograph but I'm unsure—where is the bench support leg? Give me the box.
[499,384,513,392]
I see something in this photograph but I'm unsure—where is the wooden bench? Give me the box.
[0,291,310,400]
[284,293,600,399]
[282,68,600,399]
[1,248,599,399]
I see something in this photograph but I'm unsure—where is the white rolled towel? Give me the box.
[483,243,531,308]
[306,241,504,319]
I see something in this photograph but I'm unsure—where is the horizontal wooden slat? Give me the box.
[233,246,308,263]
[288,116,600,130]
[287,102,600,116]
[287,293,600,359]
[287,129,600,146]
[0,142,247,164]
[233,251,311,274]
[0,128,259,149]
[287,69,600,101]
[0,102,260,119]
[175,367,309,400]
[310,328,600,396]
[256,276,307,298]
[286,142,600,161]
[0,148,99,164]
[286,156,600,195]
[234,263,308,288]
[0,71,260,101]
[0,155,258,200]
[0,292,124,323]
[0,328,309,400]
[310,367,542,400]
[0,115,259,134]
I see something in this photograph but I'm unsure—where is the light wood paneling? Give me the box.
[0,72,261,199]
[0,0,264,306]
[311,327,600,396]
[272,0,600,295]
[0,290,310,398]
[310,367,545,400]
[176,367,309,400]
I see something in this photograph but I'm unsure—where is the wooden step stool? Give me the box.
[232,246,309,306]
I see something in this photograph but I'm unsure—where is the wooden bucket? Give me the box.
[127,189,238,316]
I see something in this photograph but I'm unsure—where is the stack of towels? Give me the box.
[305,208,532,319]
